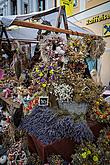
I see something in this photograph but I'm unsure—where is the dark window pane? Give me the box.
[38,0,45,11]
[24,3,28,14]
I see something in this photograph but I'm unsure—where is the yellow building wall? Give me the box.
[86,0,109,10]
[73,0,80,14]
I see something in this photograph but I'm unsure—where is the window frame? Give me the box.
[38,0,45,11]
[73,0,78,8]
[24,3,28,14]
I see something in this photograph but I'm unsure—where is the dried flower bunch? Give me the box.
[71,142,101,165]
[19,107,94,144]
[67,37,87,58]
[66,38,87,76]
[53,83,73,102]
[27,153,42,165]
[71,128,110,165]
[83,35,106,58]
[66,36,105,75]
[47,154,65,165]
[92,97,110,123]
[31,61,64,93]
[7,140,27,165]
[72,78,102,103]
[62,72,102,103]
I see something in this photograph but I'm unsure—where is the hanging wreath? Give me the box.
[39,34,66,62]
[83,35,106,58]
[93,97,110,123]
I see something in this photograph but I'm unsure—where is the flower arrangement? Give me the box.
[40,34,66,62]
[71,142,101,165]
[83,36,106,58]
[72,78,102,103]
[68,37,87,55]
[71,128,110,165]
[31,61,64,93]
[93,97,110,123]
[23,97,39,114]
[27,153,42,165]
[66,39,87,76]
[7,140,28,165]
[47,154,64,165]
[63,74,102,103]
[53,83,73,102]
[19,107,94,144]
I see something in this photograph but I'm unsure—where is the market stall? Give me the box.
[0,7,110,165]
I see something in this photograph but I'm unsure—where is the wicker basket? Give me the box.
[58,100,88,115]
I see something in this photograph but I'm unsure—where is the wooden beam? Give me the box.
[12,20,100,39]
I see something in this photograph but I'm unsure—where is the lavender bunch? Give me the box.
[19,107,94,145]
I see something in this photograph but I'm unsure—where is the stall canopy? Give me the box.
[0,6,94,42]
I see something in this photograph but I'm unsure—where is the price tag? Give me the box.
[38,96,48,106]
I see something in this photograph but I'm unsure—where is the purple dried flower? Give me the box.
[40,78,45,82]
[48,66,53,70]
[51,75,55,80]
[40,65,45,70]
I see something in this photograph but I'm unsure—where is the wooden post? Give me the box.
[56,6,63,29]
[62,6,69,39]
[56,6,69,39]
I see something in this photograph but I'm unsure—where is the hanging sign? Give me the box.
[38,96,48,106]
[60,0,74,17]
[103,23,110,37]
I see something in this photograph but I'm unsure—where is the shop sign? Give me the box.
[86,13,110,25]
[38,96,48,106]
[60,0,74,16]
[103,23,110,37]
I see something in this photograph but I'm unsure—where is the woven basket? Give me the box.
[58,100,88,115]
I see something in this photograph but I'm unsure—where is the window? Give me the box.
[0,8,3,16]
[54,0,57,7]
[11,0,17,15]
[73,0,78,7]
[24,3,28,14]
[38,0,45,11]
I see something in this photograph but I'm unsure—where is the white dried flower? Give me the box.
[53,83,73,102]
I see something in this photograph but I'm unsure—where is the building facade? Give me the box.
[0,0,57,16]
[67,0,110,85]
